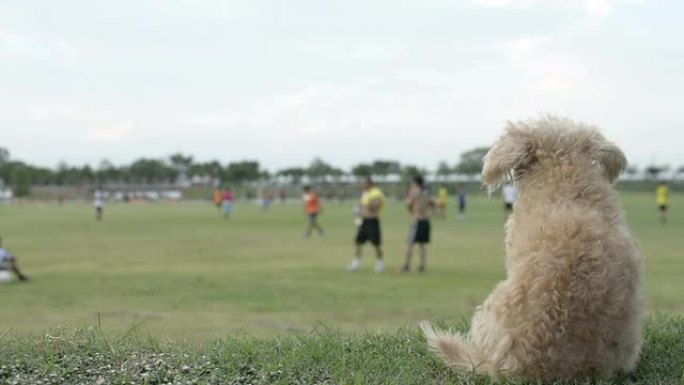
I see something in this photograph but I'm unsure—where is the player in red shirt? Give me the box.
[302,185,324,238]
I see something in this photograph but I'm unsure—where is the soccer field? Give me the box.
[0,192,682,341]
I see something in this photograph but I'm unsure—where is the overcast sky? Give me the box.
[1,0,682,171]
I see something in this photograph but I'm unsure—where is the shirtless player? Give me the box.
[397,175,435,273]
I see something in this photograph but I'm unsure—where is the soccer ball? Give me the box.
[352,206,362,226]
[0,269,12,283]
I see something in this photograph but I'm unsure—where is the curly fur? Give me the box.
[423,115,644,382]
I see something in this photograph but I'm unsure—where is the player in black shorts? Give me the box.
[348,177,386,273]
[397,175,435,273]
[355,217,381,246]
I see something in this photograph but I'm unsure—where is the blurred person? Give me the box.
[302,185,324,238]
[458,185,467,220]
[279,189,287,204]
[338,190,346,204]
[348,177,386,273]
[94,189,104,221]
[436,185,449,219]
[0,237,29,282]
[397,175,435,273]
[222,187,234,218]
[656,181,669,225]
[213,189,222,210]
[503,184,517,218]
[261,189,273,211]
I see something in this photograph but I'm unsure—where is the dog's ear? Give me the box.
[482,124,535,189]
[593,140,626,184]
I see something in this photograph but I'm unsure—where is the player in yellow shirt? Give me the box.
[435,186,448,219]
[656,181,669,224]
[348,177,386,273]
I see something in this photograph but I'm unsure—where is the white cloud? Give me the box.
[472,0,620,15]
[0,0,678,170]
[348,42,404,60]
[491,33,609,113]
[29,106,94,122]
[475,0,538,6]
[87,121,135,144]
[28,105,134,145]
[188,112,247,128]
[584,0,613,14]
[0,33,77,60]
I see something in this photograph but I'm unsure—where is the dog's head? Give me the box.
[482,115,626,189]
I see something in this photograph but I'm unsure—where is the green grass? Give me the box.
[0,192,683,383]
[0,316,683,384]
[0,193,682,339]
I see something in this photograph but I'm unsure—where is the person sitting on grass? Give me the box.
[0,237,29,281]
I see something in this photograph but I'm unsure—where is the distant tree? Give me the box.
[307,158,337,183]
[371,160,401,181]
[55,162,83,185]
[329,167,345,182]
[28,166,55,185]
[12,165,31,197]
[351,163,374,179]
[189,160,222,178]
[168,153,193,186]
[169,153,193,171]
[0,149,12,186]
[98,159,121,184]
[129,158,175,183]
[400,164,426,183]
[80,165,95,184]
[645,165,668,180]
[0,147,9,164]
[625,165,639,176]
[223,161,261,184]
[674,165,684,181]
[455,147,489,175]
[277,167,307,184]
[435,160,453,182]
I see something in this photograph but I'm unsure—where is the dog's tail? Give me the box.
[421,321,498,376]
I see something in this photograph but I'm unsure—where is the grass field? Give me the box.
[1,315,683,385]
[0,192,682,341]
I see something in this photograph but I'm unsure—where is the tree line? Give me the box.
[0,146,681,197]
[0,146,494,197]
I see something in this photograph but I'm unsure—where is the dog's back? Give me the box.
[424,116,643,382]
[504,187,642,379]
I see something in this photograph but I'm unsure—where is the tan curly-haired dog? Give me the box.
[422,115,644,382]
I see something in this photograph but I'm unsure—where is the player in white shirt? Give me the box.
[94,189,104,221]
[0,237,29,281]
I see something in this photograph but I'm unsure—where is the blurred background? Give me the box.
[0,0,682,340]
